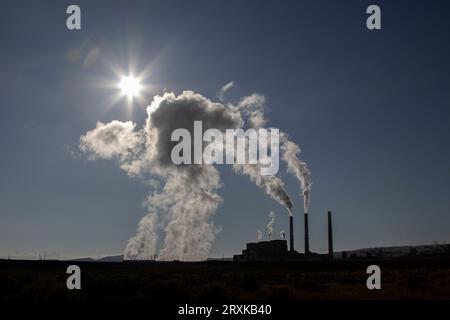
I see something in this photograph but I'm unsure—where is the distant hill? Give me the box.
[98,255,123,262]
[207,257,233,261]
[335,243,450,259]
[70,254,123,262]
[65,243,449,262]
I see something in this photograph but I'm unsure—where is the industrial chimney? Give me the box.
[304,213,310,254]
[289,216,294,252]
[328,211,333,259]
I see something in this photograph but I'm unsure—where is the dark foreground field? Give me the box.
[1,258,450,300]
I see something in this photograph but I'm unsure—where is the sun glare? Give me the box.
[118,75,142,98]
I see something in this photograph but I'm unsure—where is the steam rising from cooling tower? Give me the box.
[257,230,263,241]
[79,85,311,261]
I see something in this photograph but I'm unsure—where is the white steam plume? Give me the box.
[234,93,293,215]
[80,91,240,261]
[257,229,263,241]
[79,88,311,260]
[266,211,275,240]
[124,213,158,260]
[233,163,293,215]
[280,134,312,213]
[237,93,311,213]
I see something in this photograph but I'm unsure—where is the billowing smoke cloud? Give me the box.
[156,167,223,261]
[79,88,311,260]
[266,211,275,240]
[81,91,240,261]
[238,93,267,129]
[79,120,142,162]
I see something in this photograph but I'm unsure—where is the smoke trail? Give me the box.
[236,93,311,213]
[280,135,312,212]
[234,93,294,215]
[266,211,276,240]
[233,163,293,215]
[217,81,234,101]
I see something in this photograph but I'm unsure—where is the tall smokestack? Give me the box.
[328,211,333,259]
[304,213,310,254]
[289,216,294,252]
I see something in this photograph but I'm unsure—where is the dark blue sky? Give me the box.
[1,0,449,259]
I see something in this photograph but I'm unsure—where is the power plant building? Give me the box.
[234,240,289,261]
[233,211,334,261]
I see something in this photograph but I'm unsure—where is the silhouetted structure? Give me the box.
[304,213,310,254]
[289,216,294,252]
[233,240,288,261]
[328,211,333,259]
[234,211,332,261]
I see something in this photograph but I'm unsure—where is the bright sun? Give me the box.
[118,75,142,98]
